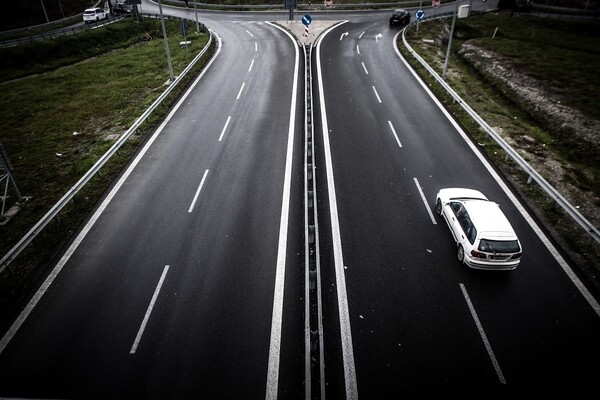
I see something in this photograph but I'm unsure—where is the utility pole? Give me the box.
[157,0,175,82]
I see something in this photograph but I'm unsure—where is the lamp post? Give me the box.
[40,0,50,23]
[442,0,460,80]
[193,0,200,33]
[157,0,175,82]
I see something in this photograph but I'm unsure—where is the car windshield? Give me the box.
[478,239,520,254]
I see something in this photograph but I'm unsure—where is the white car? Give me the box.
[435,188,522,270]
[83,8,108,24]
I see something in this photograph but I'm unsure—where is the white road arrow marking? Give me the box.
[340,32,348,41]
[375,33,382,42]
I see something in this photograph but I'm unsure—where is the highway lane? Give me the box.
[314,19,600,396]
[0,18,305,399]
[2,1,600,398]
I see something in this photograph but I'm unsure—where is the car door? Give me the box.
[448,202,468,246]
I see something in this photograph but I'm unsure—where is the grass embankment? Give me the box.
[0,17,213,321]
[401,12,600,289]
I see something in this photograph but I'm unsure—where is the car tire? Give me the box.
[457,245,465,264]
[436,199,442,215]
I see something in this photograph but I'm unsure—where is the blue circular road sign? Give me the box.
[416,9,425,20]
[302,14,312,26]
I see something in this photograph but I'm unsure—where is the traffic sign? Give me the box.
[301,14,312,26]
[432,0,440,8]
[324,0,333,9]
[416,9,425,20]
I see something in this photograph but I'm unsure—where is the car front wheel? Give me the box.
[457,245,465,264]
[436,199,442,215]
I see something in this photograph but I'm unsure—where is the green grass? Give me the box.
[0,17,213,318]
[453,13,600,120]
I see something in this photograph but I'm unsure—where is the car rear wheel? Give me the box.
[457,245,465,264]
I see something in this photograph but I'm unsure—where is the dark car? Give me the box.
[389,9,411,27]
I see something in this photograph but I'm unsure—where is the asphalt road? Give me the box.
[0,1,599,398]
[313,16,600,396]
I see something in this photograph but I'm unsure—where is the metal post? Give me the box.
[40,0,50,23]
[193,0,200,33]
[0,144,23,202]
[157,0,175,82]
[442,0,459,80]
[417,0,423,33]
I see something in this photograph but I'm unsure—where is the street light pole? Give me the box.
[193,0,200,33]
[442,0,460,80]
[157,0,175,82]
[40,0,50,23]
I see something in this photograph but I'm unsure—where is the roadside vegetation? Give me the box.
[400,11,600,291]
[0,16,213,326]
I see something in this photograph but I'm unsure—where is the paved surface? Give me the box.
[275,20,341,45]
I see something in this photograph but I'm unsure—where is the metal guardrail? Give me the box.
[401,15,600,244]
[0,24,214,274]
[0,15,127,48]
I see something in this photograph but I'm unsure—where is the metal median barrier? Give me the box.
[0,24,214,274]
[400,16,600,245]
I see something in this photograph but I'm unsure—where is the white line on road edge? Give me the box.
[248,59,255,72]
[414,177,437,225]
[361,61,369,75]
[188,169,209,213]
[264,22,298,400]
[218,116,231,142]
[130,265,170,354]
[317,21,359,400]
[0,34,223,355]
[387,120,402,148]
[372,85,382,103]
[460,283,507,384]
[236,82,246,99]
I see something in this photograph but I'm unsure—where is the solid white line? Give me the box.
[237,82,245,99]
[264,22,298,400]
[316,21,359,400]
[361,61,369,75]
[460,283,506,384]
[0,34,224,355]
[188,169,209,213]
[394,31,600,317]
[248,59,255,72]
[130,265,170,354]
[372,85,382,103]
[387,120,402,148]
[218,116,231,142]
[414,177,437,225]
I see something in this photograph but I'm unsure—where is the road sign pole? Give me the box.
[417,0,423,33]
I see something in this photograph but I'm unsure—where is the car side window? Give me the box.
[450,202,462,215]
[451,204,477,244]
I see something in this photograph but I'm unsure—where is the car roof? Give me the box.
[462,199,518,239]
